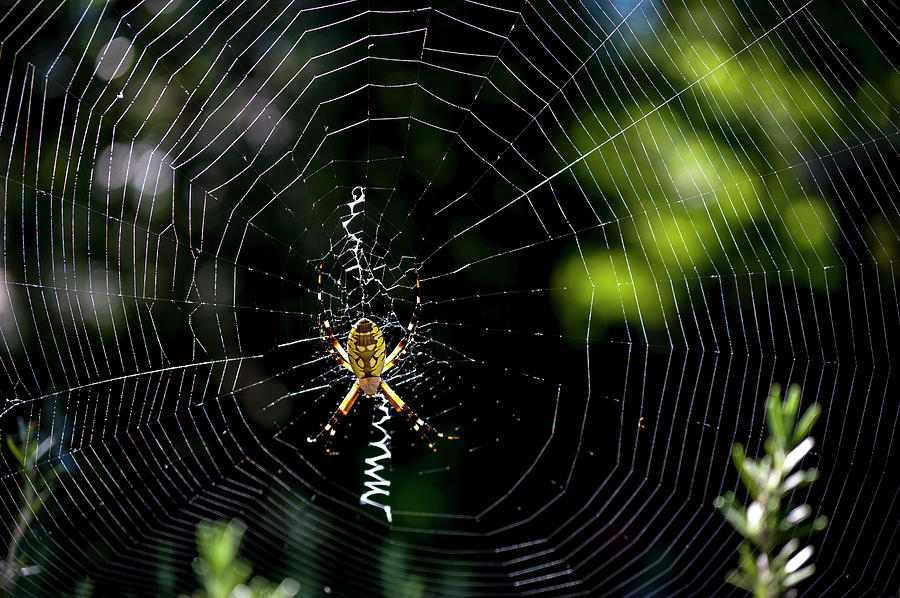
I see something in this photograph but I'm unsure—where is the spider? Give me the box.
[308,263,455,453]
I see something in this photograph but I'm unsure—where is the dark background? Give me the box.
[0,0,898,596]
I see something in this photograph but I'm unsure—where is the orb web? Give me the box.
[0,0,897,596]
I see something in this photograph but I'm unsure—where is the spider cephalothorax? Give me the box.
[309,264,454,453]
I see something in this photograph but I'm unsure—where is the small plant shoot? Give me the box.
[715,384,828,598]
[182,519,299,598]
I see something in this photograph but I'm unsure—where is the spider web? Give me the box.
[0,0,898,596]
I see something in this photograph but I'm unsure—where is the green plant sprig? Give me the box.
[714,384,828,598]
[2,418,57,597]
[182,519,299,598]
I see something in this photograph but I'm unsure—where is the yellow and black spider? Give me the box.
[309,264,455,453]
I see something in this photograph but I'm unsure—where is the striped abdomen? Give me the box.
[347,318,386,392]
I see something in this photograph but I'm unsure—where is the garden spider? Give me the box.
[308,264,455,453]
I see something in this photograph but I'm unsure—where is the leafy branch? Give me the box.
[2,419,57,597]
[182,519,299,598]
[715,384,828,598]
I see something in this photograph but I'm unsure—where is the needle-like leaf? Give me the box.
[784,438,814,472]
[794,404,822,447]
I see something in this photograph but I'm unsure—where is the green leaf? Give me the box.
[248,576,300,598]
[737,542,757,575]
[780,518,827,541]
[74,577,94,598]
[784,438,814,472]
[716,501,750,537]
[783,505,810,526]
[783,564,816,588]
[776,538,800,559]
[783,384,802,438]
[731,442,746,470]
[781,469,819,493]
[793,403,822,447]
[725,568,754,591]
[732,444,759,496]
[767,386,787,449]
[7,434,25,466]
[784,545,814,574]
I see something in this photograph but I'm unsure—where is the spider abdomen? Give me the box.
[347,318,386,385]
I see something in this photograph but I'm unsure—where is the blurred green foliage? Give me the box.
[551,4,896,339]
[73,577,94,598]
[1,419,57,598]
[182,519,299,598]
[714,384,828,597]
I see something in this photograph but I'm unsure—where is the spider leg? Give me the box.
[317,263,353,372]
[308,381,361,453]
[383,266,420,372]
[380,379,455,452]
